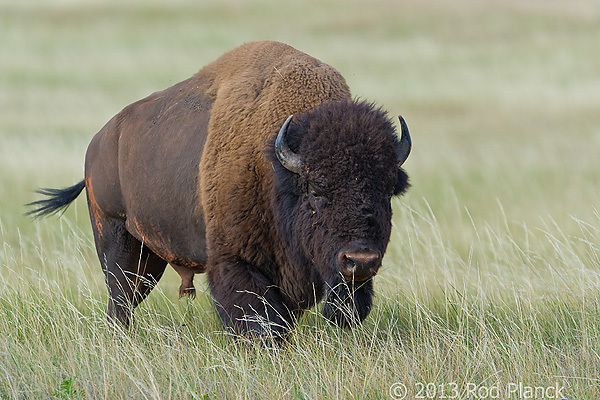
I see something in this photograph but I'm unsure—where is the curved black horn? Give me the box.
[397,116,412,167]
[275,115,304,174]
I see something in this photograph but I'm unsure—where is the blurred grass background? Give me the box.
[1,0,599,398]
[2,0,599,229]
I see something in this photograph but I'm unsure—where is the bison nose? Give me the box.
[339,250,381,282]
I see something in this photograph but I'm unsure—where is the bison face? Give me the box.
[271,100,410,327]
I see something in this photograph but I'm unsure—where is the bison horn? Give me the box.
[397,116,412,167]
[275,115,304,174]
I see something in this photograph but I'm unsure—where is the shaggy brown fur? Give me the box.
[27,41,411,340]
[199,41,351,241]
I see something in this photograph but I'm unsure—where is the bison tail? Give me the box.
[25,180,86,219]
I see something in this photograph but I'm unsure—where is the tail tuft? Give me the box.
[25,180,86,219]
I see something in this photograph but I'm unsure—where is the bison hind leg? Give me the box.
[90,217,168,329]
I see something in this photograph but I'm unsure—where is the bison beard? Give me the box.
[322,279,374,328]
[26,41,411,342]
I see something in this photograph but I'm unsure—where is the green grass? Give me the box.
[1,0,600,398]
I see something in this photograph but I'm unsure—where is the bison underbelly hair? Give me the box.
[28,40,411,343]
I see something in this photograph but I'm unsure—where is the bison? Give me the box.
[28,41,411,340]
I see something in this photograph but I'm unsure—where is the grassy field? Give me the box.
[1,0,600,398]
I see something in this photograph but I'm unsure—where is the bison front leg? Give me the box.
[89,213,167,328]
[207,260,296,341]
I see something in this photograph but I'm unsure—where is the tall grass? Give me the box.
[1,0,600,398]
[1,206,599,398]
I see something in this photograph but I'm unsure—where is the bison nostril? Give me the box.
[342,257,358,274]
[341,251,381,280]
[345,252,380,267]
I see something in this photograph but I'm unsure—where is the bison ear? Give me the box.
[397,116,412,167]
[393,168,410,196]
[275,115,304,174]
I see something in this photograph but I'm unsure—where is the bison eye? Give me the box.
[308,188,328,211]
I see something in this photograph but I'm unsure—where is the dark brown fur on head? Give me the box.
[270,100,409,327]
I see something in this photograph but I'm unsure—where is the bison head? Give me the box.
[271,100,411,328]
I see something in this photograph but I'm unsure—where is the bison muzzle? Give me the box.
[27,41,412,341]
